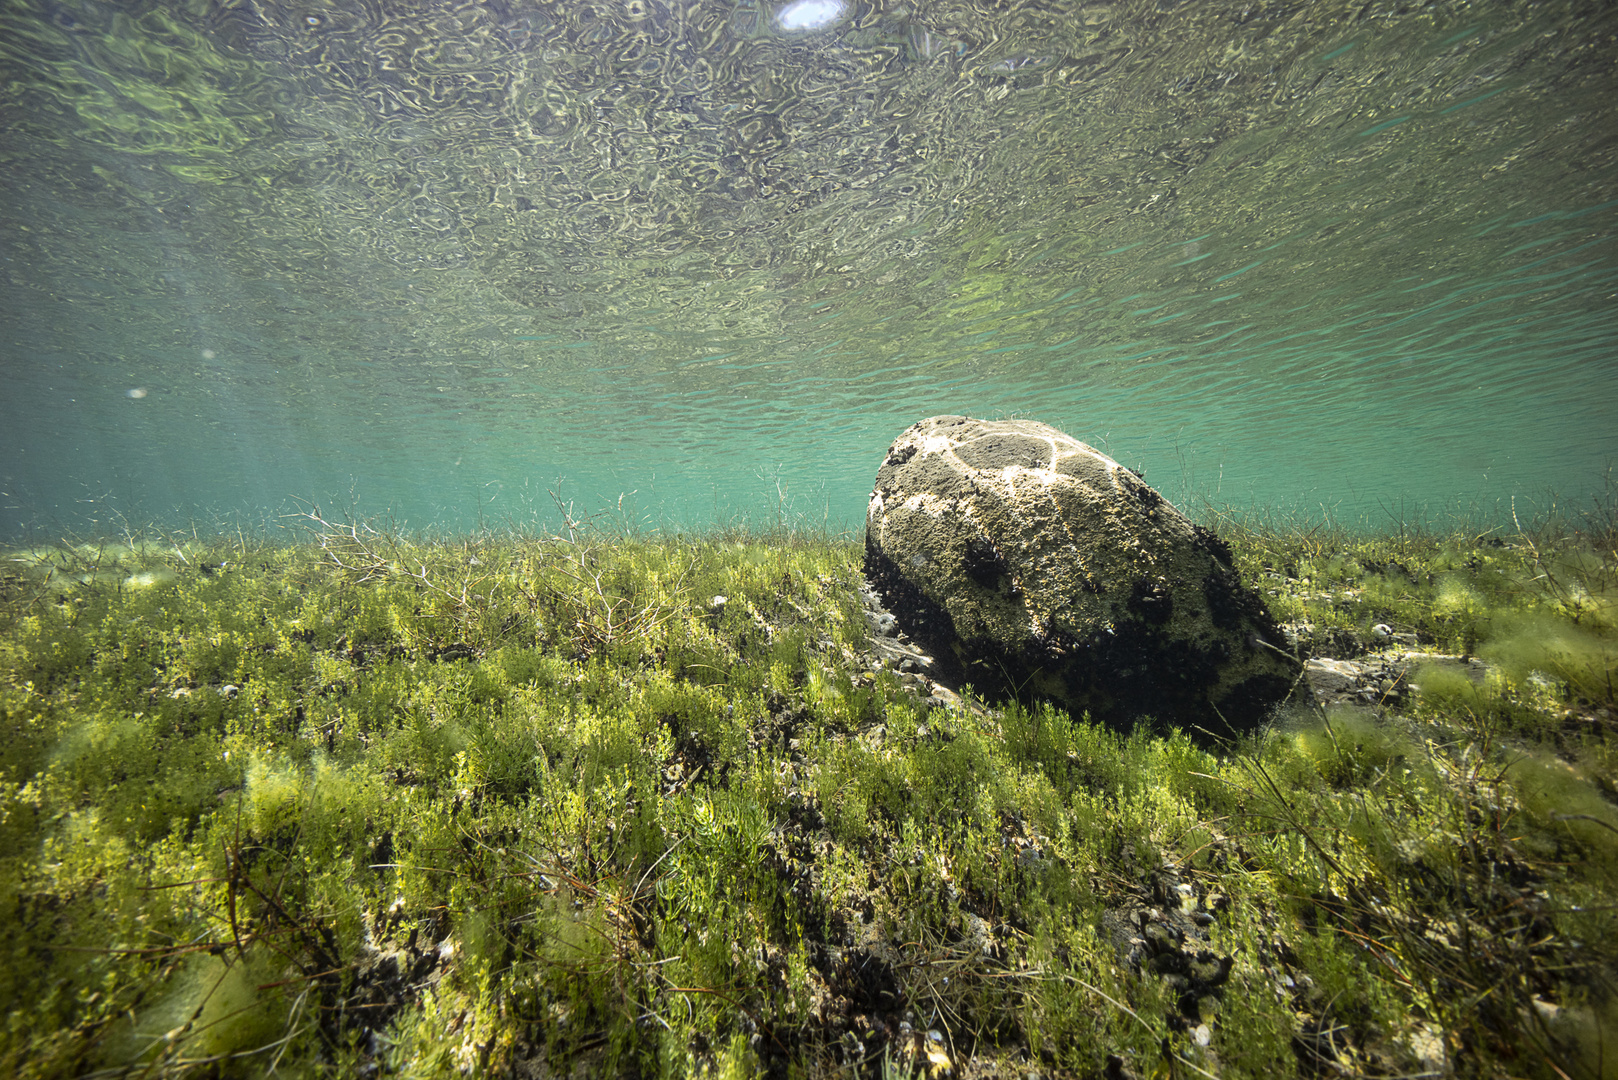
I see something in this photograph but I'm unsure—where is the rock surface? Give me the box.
[863,415,1297,735]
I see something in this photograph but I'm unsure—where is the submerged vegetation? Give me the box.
[0,494,1615,1079]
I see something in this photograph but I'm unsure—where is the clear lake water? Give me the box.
[1,0,1615,539]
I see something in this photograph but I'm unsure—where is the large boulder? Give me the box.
[863,415,1298,736]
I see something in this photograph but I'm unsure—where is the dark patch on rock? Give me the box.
[1216,669,1299,727]
[884,441,916,468]
[1191,522,1235,566]
[1127,577,1174,626]
[1202,561,1278,636]
[863,540,960,651]
[961,536,1007,588]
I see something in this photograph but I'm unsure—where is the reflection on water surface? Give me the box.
[0,0,1614,535]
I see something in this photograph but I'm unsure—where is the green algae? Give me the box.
[0,508,1614,1078]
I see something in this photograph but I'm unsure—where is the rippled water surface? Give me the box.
[1,0,1614,537]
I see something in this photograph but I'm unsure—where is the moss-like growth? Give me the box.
[0,503,1614,1078]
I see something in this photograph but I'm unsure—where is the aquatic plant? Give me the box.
[0,502,1614,1077]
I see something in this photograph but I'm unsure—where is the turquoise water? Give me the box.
[1,0,1614,539]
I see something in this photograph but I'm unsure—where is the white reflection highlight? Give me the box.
[776,0,842,31]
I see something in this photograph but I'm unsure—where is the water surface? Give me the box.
[1,0,1614,537]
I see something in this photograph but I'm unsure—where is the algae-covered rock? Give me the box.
[863,415,1296,735]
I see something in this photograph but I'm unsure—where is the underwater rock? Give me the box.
[863,415,1297,736]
